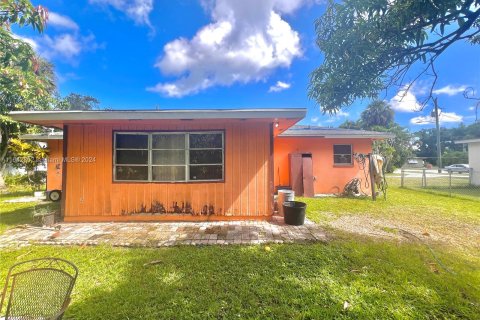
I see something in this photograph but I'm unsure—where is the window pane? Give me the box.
[189,165,223,180]
[334,155,352,164]
[115,134,148,149]
[152,150,185,165]
[189,150,222,164]
[152,134,185,149]
[190,133,222,149]
[116,150,148,164]
[115,166,148,180]
[152,166,186,181]
[334,145,351,155]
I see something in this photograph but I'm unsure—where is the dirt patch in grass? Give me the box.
[327,214,480,250]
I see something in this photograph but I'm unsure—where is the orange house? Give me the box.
[11,109,392,222]
[20,132,64,201]
[12,109,304,222]
[275,126,393,196]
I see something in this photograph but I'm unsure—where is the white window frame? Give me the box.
[333,144,353,165]
[113,131,224,182]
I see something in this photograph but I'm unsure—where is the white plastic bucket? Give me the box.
[277,190,294,215]
[34,191,46,199]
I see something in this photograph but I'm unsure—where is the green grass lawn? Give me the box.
[1,189,479,319]
[0,192,59,234]
[300,187,480,262]
[301,186,480,224]
[388,173,480,199]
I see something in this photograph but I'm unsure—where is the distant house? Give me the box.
[275,126,393,195]
[11,109,392,222]
[20,132,64,193]
[455,138,480,186]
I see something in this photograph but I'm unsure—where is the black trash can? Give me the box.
[283,201,306,226]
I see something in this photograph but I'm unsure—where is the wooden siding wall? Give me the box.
[63,121,273,221]
[46,140,63,191]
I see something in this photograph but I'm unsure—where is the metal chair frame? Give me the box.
[0,257,78,320]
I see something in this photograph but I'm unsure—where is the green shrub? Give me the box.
[4,172,46,192]
[442,150,468,167]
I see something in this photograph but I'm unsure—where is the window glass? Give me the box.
[190,133,222,149]
[190,165,223,180]
[333,145,352,164]
[116,150,148,164]
[334,144,351,155]
[334,154,352,164]
[152,166,186,181]
[115,134,148,149]
[152,134,185,149]
[189,150,222,164]
[115,166,148,180]
[114,132,224,182]
[152,150,185,165]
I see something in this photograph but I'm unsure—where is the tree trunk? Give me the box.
[0,169,6,191]
[0,124,9,191]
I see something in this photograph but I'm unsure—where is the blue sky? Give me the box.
[14,0,480,131]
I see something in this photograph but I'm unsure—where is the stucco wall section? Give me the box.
[274,137,374,195]
[469,141,480,186]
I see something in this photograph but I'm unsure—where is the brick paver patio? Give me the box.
[0,216,327,248]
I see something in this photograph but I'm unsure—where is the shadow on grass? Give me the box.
[51,242,479,320]
[0,202,59,233]
[0,191,33,199]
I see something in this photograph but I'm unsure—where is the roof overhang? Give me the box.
[9,108,307,136]
[455,138,480,144]
[19,133,64,141]
[279,131,395,139]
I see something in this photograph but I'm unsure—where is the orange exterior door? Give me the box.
[302,155,314,197]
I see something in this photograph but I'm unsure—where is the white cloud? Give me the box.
[41,34,81,59]
[433,85,467,96]
[273,0,306,13]
[13,11,102,63]
[469,106,476,111]
[269,81,291,92]
[311,116,319,123]
[57,72,81,84]
[201,0,324,15]
[336,110,349,117]
[410,111,463,125]
[89,0,154,26]
[390,85,423,112]
[148,0,303,97]
[48,12,79,30]
[11,33,38,50]
[323,110,349,123]
[38,33,101,61]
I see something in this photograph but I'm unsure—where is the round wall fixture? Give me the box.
[48,190,62,202]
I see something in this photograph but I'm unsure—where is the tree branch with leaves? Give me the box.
[0,0,51,189]
[309,0,480,114]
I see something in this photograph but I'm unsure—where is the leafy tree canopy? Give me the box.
[359,100,395,129]
[1,0,52,114]
[56,93,100,111]
[414,122,480,165]
[309,0,480,113]
[340,100,413,172]
[1,0,50,188]
[7,138,47,172]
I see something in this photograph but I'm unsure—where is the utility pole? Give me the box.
[476,102,479,123]
[432,97,442,173]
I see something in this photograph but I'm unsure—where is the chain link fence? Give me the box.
[388,168,480,199]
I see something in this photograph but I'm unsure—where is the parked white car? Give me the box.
[444,164,470,173]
